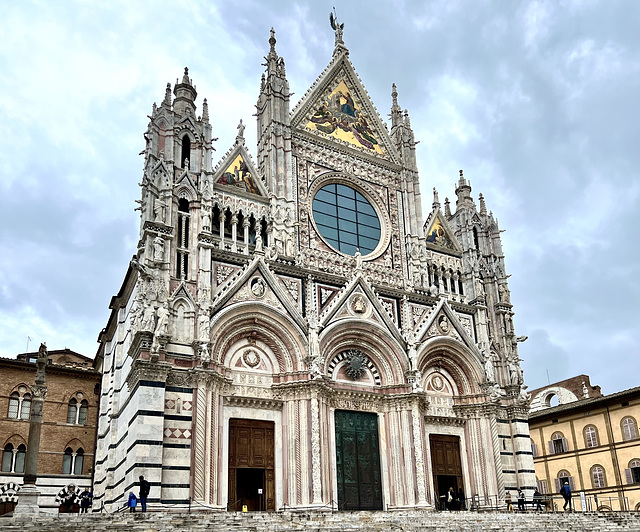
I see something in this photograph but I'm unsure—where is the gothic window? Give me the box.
[62,448,73,474]
[312,183,381,256]
[457,271,464,295]
[626,459,640,484]
[8,393,19,419]
[14,444,26,473]
[67,396,88,424]
[622,417,638,441]
[473,227,480,250]
[591,465,606,489]
[1,444,13,472]
[78,400,88,425]
[549,432,568,454]
[181,135,191,168]
[74,448,84,475]
[67,399,77,424]
[584,425,599,448]
[2,444,26,473]
[177,199,190,280]
[8,388,31,420]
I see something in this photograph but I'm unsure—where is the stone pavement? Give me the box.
[2,510,640,532]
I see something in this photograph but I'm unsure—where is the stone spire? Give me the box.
[455,169,474,210]
[173,67,197,116]
[202,98,209,123]
[444,197,451,217]
[390,83,403,129]
[479,193,487,215]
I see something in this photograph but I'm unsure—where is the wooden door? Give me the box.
[228,419,275,511]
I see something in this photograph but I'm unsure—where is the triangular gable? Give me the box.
[212,142,267,197]
[175,168,197,192]
[415,299,478,355]
[291,52,400,164]
[210,256,307,333]
[423,209,462,255]
[319,275,404,346]
[316,283,341,313]
[170,282,195,306]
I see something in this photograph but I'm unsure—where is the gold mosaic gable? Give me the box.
[216,153,260,195]
[424,214,459,252]
[305,79,384,155]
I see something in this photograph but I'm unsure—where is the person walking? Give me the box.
[139,475,150,513]
[446,487,456,511]
[560,481,572,511]
[533,488,543,511]
[128,491,137,512]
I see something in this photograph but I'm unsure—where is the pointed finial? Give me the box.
[458,169,466,184]
[432,187,440,208]
[202,98,209,123]
[479,193,487,214]
[182,67,190,85]
[269,27,276,52]
[444,197,451,217]
[260,73,266,91]
[163,83,172,106]
[404,109,411,128]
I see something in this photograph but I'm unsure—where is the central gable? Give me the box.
[291,53,400,165]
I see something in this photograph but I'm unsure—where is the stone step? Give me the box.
[2,510,640,532]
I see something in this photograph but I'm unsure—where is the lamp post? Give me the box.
[14,343,48,516]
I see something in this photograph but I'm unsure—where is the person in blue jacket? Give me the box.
[560,481,572,511]
[128,491,137,512]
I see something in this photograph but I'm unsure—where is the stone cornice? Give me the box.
[125,359,172,390]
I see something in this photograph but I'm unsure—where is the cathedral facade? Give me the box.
[93,24,535,512]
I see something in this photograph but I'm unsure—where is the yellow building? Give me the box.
[528,376,640,511]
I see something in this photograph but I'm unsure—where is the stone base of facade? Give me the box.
[13,485,41,516]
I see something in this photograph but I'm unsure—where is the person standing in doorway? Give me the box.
[139,475,150,513]
[457,487,465,510]
[560,481,572,511]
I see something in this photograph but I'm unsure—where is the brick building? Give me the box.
[0,348,101,514]
[529,376,640,511]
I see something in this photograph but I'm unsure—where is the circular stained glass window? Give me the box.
[312,184,381,256]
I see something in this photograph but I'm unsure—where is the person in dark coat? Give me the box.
[533,488,543,511]
[517,488,525,511]
[128,491,137,512]
[60,484,77,513]
[139,475,150,513]
[457,487,465,510]
[79,488,93,513]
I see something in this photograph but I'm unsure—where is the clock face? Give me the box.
[311,183,381,256]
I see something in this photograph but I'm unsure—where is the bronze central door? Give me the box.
[228,419,275,511]
[335,410,383,510]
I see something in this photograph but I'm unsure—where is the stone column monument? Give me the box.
[14,343,49,515]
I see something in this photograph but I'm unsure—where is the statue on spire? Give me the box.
[329,9,344,46]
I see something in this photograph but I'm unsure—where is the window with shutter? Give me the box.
[591,466,605,488]
[622,417,638,441]
[629,460,640,484]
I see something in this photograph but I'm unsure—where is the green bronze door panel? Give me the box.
[335,410,383,510]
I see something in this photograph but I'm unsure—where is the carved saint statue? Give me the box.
[254,234,263,253]
[353,249,363,272]
[153,236,165,262]
[483,351,495,382]
[140,303,156,332]
[508,358,522,386]
[155,306,169,336]
[198,312,209,341]
[35,342,48,385]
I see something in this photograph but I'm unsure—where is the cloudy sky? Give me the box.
[0,1,638,395]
